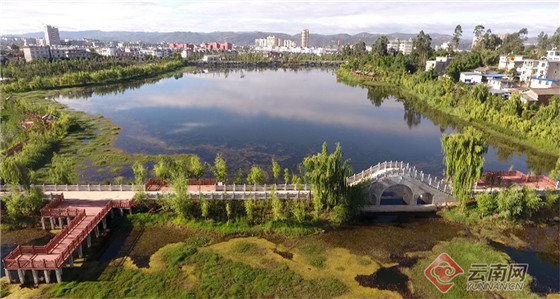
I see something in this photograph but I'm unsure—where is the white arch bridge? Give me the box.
[347,161,456,212]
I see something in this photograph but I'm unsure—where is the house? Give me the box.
[522,88,560,105]
[484,74,515,90]
[202,55,221,62]
[530,77,559,89]
[498,55,529,71]
[459,72,483,84]
[425,57,453,75]
[520,59,540,82]
[546,48,560,61]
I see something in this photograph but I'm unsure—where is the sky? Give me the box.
[1,0,559,37]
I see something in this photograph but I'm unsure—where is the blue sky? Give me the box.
[1,0,558,36]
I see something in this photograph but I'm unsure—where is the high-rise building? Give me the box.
[45,25,61,46]
[301,29,309,48]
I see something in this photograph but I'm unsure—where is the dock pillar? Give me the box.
[17,269,25,284]
[58,217,63,229]
[94,226,99,238]
[78,243,83,258]
[110,209,114,218]
[5,269,12,283]
[32,270,39,285]
[68,254,74,268]
[119,208,124,216]
[55,268,62,283]
[129,208,132,215]
[49,217,55,230]
[86,234,91,248]
[67,217,71,225]
[102,217,107,229]
[41,217,46,230]
[44,270,51,283]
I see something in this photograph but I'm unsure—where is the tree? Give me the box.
[411,30,433,67]
[303,142,352,218]
[536,31,550,57]
[473,25,485,41]
[441,127,488,208]
[272,159,281,183]
[477,192,497,216]
[210,153,227,183]
[284,168,290,184]
[132,160,147,187]
[247,165,266,185]
[353,41,367,56]
[452,25,463,51]
[48,153,76,184]
[271,186,285,221]
[550,27,560,49]
[0,157,31,188]
[154,155,175,179]
[371,35,388,57]
[191,156,204,180]
[500,28,528,54]
[4,187,44,221]
[233,168,244,184]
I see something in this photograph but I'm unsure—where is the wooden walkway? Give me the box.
[3,194,133,284]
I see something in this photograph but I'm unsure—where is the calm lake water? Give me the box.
[56,68,531,178]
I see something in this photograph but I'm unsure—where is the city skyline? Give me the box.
[1,0,558,37]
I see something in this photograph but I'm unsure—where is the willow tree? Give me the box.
[442,127,487,208]
[303,142,352,218]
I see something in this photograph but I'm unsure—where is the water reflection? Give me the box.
[53,68,554,178]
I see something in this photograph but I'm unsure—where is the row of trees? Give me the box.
[132,143,361,225]
[1,59,186,93]
[477,187,558,220]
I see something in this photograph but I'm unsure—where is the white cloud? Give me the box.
[1,0,558,35]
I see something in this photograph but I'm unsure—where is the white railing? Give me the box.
[0,184,137,192]
[147,190,312,200]
[215,184,309,192]
[346,161,453,195]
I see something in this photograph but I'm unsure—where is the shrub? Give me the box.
[476,192,497,216]
[330,204,347,225]
[244,200,254,222]
[291,200,306,223]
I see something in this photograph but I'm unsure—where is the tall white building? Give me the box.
[284,40,297,48]
[387,38,413,55]
[45,25,61,46]
[301,29,309,48]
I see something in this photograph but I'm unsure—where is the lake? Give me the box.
[56,68,532,179]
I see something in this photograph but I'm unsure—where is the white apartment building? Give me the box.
[387,38,413,55]
[23,46,51,61]
[520,59,540,82]
[546,49,560,61]
[284,40,297,48]
[498,55,529,71]
[425,57,453,74]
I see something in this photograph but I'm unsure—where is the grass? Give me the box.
[408,238,538,299]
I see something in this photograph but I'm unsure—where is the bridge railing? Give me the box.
[0,184,137,193]
[215,184,309,192]
[347,161,453,195]
[146,190,312,200]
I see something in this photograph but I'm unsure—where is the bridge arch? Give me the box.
[379,184,414,205]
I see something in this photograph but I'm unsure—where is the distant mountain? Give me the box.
[15,30,460,47]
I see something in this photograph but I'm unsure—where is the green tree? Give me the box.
[496,186,524,219]
[371,35,388,56]
[233,168,244,184]
[210,153,227,183]
[473,25,485,41]
[500,28,528,54]
[442,127,488,208]
[452,25,463,51]
[476,192,497,216]
[154,155,175,179]
[271,186,285,221]
[0,157,31,188]
[247,165,266,185]
[132,160,147,187]
[244,199,254,222]
[291,200,306,223]
[284,168,290,184]
[411,30,433,67]
[4,187,44,221]
[303,142,352,218]
[536,31,550,57]
[353,41,367,56]
[191,156,204,180]
[48,153,76,184]
[272,159,281,183]
[550,27,560,49]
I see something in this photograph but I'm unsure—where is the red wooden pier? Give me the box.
[2,194,133,284]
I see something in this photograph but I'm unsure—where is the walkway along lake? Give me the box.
[53,68,545,182]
